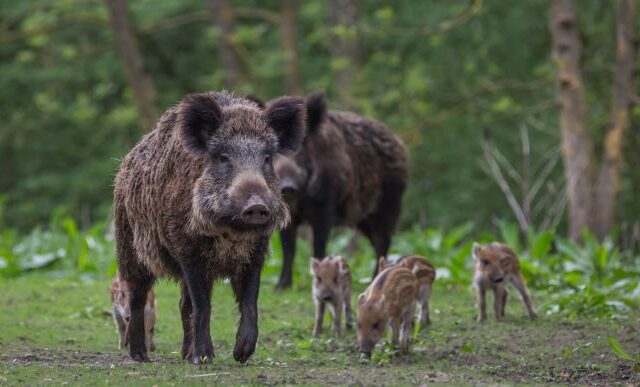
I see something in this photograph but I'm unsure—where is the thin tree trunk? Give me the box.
[105,0,158,131]
[594,0,637,240]
[210,0,242,88]
[549,0,595,241]
[280,0,301,95]
[327,0,358,108]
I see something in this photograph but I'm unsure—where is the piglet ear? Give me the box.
[358,293,366,306]
[306,91,327,134]
[265,96,307,154]
[178,93,223,155]
[310,257,320,274]
[336,256,348,273]
[378,256,388,271]
[472,243,482,260]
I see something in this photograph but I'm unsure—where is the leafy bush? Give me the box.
[1,218,638,320]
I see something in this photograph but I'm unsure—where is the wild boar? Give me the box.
[273,92,408,289]
[472,242,537,322]
[378,255,436,327]
[113,91,306,363]
[310,255,353,337]
[110,274,156,352]
[357,266,418,356]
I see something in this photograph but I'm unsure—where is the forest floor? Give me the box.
[0,274,638,385]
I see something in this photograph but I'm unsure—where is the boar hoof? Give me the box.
[476,316,486,323]
[192,354,213,365]
[274,281,291,291]
[529,313,538,321]
[131,351,149,363]
[233,334,257,363]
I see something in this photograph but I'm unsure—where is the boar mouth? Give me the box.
[492,277,504,283]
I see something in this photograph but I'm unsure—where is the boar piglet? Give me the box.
[114,91,306,363]
[472,242,537,322]
[357,266,418,356]
[310,255,353,336]
[379,255,436,327]
[110,274,156,352]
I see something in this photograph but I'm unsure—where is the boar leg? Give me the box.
[179,281,194,360]
[310,198,335,259]
[231,255,264,363]
[419,284,432,327]
[145,308,156,352]
[127,278,153,362]
[329,300,342,336]
[183,268,214,364]
[113,307,127,349]
[511,275,537,320]
[501,288,508,318]
[276,225,297,289]
[493,286,506,321]
[476,287,487,322]
[313,301,325,337]
[400,304,415,353]
[390,317,401,347]
[344,291,354,330]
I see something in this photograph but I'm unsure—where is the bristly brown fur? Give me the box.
[275,91,408,288]
[113,90,306,364]
[472,242,537,322]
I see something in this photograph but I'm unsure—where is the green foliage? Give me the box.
[608,338,640,372]
[2,217,637,321]
[1,1,639,232]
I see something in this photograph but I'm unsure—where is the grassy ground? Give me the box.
[0,273,638,385]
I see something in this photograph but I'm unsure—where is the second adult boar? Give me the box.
[275,92,409,288]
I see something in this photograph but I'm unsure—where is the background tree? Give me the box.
[105,0,158,130]
[550,0,637,241]
[280,0,301,95]
[210,0,242,88]
[327,0,359,108]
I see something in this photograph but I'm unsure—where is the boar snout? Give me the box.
[358,340,375,356]
[491,273,504,283]
[280,178,298,198]
[241,195,271,225]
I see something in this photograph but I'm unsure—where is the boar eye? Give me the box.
[218,154,230,163]
[264,154,272,165]
[333,276,338,284]
[482,259,490,266]
[372,321,381,330]
[315,276,321,282]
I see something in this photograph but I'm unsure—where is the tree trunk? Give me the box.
[594,0,637,240]
[549,0,595,241]
[280,0,301,95]
[327,0,358,108]
[104,0,158,131]
[210,0,241,88]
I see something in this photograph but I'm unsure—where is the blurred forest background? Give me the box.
[1,0,639,247]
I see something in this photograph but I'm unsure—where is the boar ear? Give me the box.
[358,293,366,306]
[310,257,320,273]
[378,256,387,270]
[306,91,327,134]
[265,96,307,154]
[472,243,482,260]
[337,257,348,273]
[179,93,223,155]
[379,295,385,310]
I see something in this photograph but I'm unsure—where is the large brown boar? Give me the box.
[274,92,408,289]
[114,91,306,364]
[472,242,537,322]
[310,255,353,337]
[110,274,156,352]
[378,255,436,327]
[357,266,418,356]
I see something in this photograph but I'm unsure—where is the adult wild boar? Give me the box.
[114,91,305,364]
[274,92,408,289]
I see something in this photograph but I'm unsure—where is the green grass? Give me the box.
[1,273,638,385]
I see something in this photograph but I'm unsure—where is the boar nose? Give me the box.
[493,276,504,283]
[280,178,297,196]
[241,195,271,225]
[124,315,131,322]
